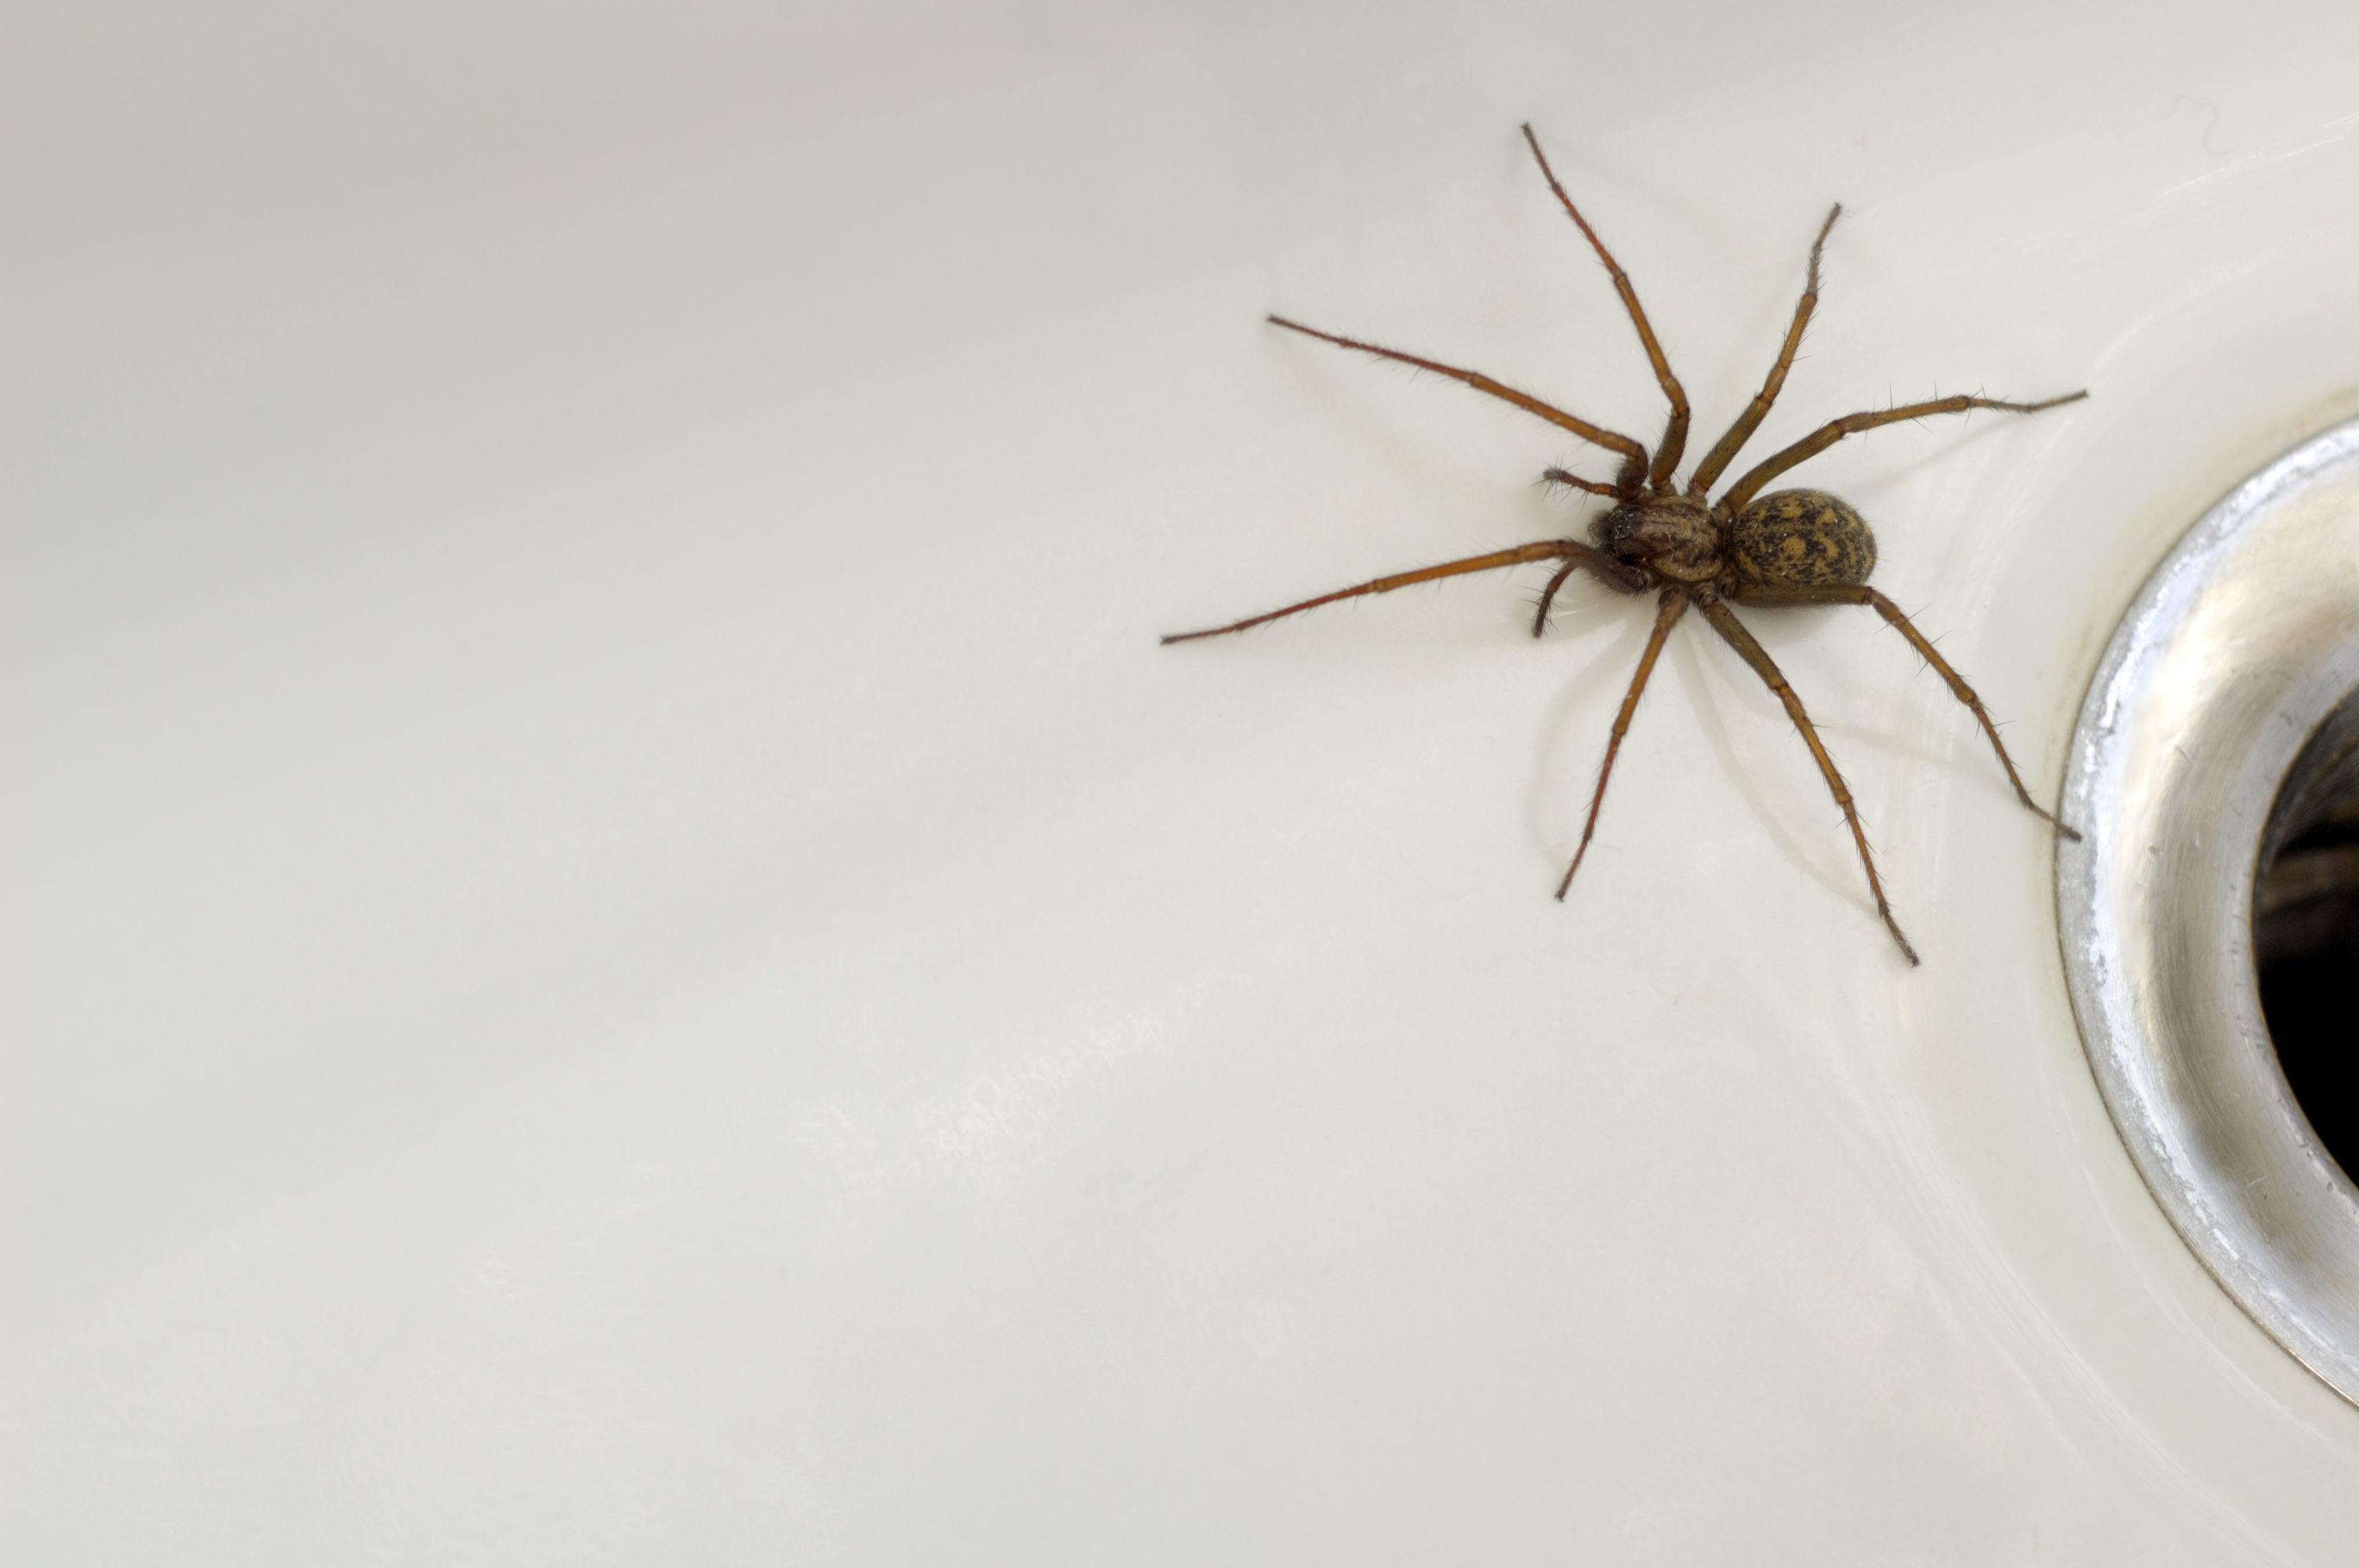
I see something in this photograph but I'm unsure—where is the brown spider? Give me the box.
[1165,124,2087,965]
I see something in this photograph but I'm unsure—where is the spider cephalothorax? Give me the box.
[1166,125,2086,964]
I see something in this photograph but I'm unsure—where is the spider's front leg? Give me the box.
[1519,124,1691,487]
[1162,541,1625,644]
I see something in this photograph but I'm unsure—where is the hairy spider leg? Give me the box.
[1264,316,1649,487]
[1691,590,1921,965]
[1530,558,1586,637]
[1541,466,1619,498]
[1161,541,1602,644]
[1519,124,1690,489]
[1729,583,2080,838]
[1685,204,1842,496]
[1554,588,1689,900]
[1721,390,2089,513]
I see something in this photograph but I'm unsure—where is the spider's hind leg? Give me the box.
[1691,590,1921,965]
[1728,583,2078,838]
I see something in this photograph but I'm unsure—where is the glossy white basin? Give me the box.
[13,1,2359,1559]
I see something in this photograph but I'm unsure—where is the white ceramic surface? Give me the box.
[12,1,2359,1561]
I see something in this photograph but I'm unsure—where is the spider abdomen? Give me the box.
[1728,488,1877,590]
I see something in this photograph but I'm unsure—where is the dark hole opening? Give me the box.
[2256,776,2359,1178]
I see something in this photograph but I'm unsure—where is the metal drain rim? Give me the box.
[2059,415,2359,1407]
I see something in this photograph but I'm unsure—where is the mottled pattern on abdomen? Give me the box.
[1728,489,1877,589]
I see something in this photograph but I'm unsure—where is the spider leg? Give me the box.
[1163,541,1600,644]
[1542,466,1619,498]
[1555,587,1688,899]
[1691,590,1921,965]
[1727,584,2080,839]
[1267,315,1648,482]
[1720,389,2088,513]
[1685,204,1841,496]
[1520,124,1691,488]
[1531,559,1584,637]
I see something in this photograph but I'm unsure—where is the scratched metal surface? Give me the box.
[2061,418,2359,1411]
[10,0,2359,1561]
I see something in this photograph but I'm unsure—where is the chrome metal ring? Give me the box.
[2059,416,2359,1407]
